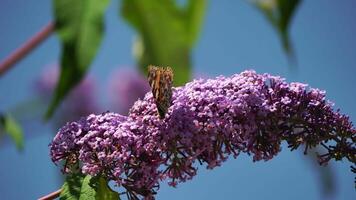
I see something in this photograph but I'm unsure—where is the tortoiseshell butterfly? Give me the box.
[147,65,173,119]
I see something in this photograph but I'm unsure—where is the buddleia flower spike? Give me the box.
[147,65,173,119]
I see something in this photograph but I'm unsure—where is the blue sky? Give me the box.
[0,0,355,199]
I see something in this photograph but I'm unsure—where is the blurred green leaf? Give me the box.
[185,0,208,47]
[60,173,85,200]
[60,173,120,200]
[121,0,207,86]
[0,113,24,151]
[47,0,110,118]
[80,176,120,200]
[253,0,301,63]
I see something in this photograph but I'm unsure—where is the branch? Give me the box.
[38,189,61,200]
[0,22,54,76]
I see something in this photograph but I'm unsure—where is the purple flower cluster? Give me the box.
[50,70,356,199]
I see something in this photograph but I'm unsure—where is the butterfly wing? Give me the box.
[148,66,173,119]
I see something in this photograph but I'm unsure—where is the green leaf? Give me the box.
[46,0,110,118]
[80,176,120,200]
[253,0,301,63]
[60,173,85,200]
[0,113,24,151]
[185,0,207,46]
[121,0,207,86]
[60,173,120,200]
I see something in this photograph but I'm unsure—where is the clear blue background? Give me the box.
[0,0,355,199]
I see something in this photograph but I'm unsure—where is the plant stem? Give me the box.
[0,22,54,76]
[38,189,62,200]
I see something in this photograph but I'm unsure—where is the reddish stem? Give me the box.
[0,22,54,76]
[38,189,62,200]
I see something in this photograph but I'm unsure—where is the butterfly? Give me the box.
[147,65,174,119]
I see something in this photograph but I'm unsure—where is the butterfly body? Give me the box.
[147,66,173,119]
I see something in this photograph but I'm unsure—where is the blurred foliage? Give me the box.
[60,173,120,200]
[60,173,84,200]
[46,0,110,118]
[252,0,301,63]
[0,113,24,151]
[121,0,207,86]
[44,0,300,119]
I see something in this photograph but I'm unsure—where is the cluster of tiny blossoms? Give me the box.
[50,70,356,199]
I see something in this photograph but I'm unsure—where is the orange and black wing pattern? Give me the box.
[147,65,173,119]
